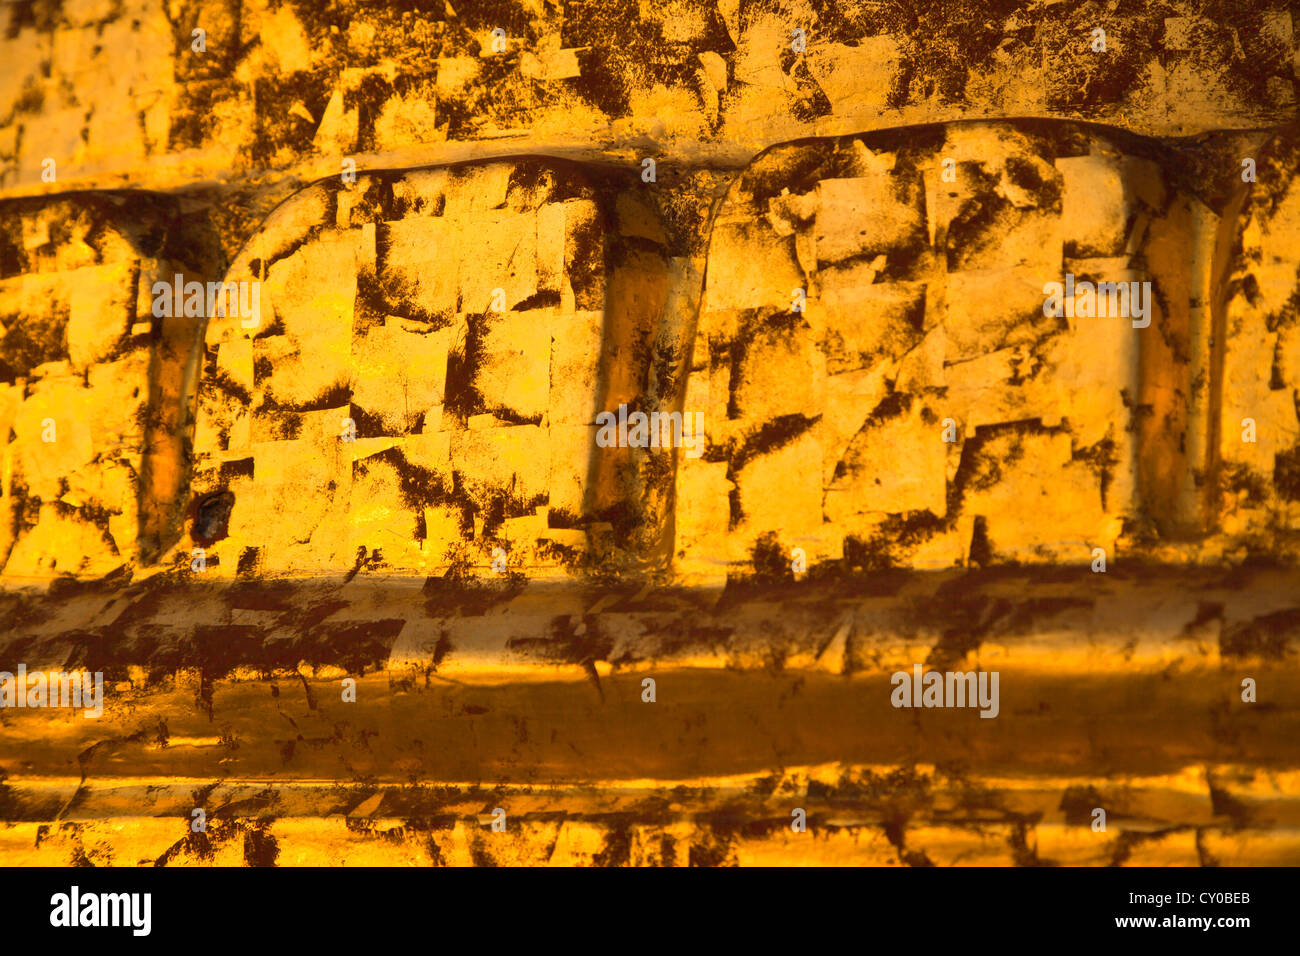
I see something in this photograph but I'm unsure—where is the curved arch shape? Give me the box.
[674,118,1288,581]
[185,157,681,582]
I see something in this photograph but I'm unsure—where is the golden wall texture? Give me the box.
[1,0,1299,867]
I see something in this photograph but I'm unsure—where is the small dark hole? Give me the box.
[192,490,235,544]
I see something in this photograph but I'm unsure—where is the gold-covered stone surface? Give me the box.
[679,121,1226,579]
[0,193,212,585]
[188,159,678,580]
[1215,122,1300,542]
[2,1,1300,868]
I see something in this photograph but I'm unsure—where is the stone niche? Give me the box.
[0,192,217,586]
[675,119,1290,581]
[188,158,679,581]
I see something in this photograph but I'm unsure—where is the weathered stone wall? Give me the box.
[2,0,1297,203]
[5,120,1298,587]
[2,1,1299,867]
[0,192,214,582]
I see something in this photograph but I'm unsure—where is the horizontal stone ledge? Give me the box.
[3,563,1299,676]
[2,768,1297,865]
[5,763,1297,822]
[0,116,1280,207]
[19,818,1297,867]
[3,566,1296,785]
[0,665,1296,783]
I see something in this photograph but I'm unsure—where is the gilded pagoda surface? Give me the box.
[1,0,1299,866]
